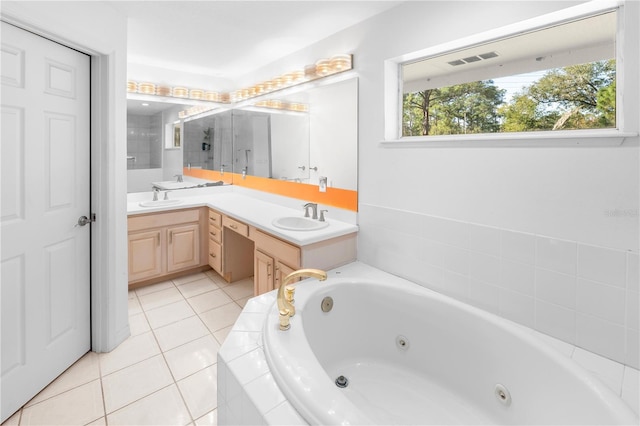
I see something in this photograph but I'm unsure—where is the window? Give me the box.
[384,2,632,145]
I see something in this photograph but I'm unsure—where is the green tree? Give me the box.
[498,91,559,132]
[525,60,616,130]
[403,81,504,136]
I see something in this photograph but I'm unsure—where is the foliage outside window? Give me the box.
[402,60,616,136]
[398,9,618,139]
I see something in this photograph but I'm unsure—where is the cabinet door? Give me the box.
[128,229,163,282]
[255,249,274,296]
[167,223,200,272]
[275,261,296,290]
[209,239,222,274]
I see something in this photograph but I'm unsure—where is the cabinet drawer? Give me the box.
[208,224,221,243]
[129,208,200,232]
[223,216,248,237]
[209,210,222,228]
[209,239,222,272]
[252,229,300,269]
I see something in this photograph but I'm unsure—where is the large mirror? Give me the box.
[181,77,358,191]
[126,95,218,192]
[127,76,358,193]
[183,110,233,175]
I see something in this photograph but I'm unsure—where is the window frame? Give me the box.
[382,0,636,147]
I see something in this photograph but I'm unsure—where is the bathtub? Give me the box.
[262,266,638,425]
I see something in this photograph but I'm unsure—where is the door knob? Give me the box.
[76,214,96,227]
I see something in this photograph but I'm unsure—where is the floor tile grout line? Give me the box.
[101,383,178,419]
[20,353,102,412]
[139,303,196,425]
[94,350,109,426]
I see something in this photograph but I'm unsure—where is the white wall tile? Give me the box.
[535,268,576,309]
[627,291,639,331]
[442,270,469,300]
[500,230,536,265]
[576,313,625,364]
[536,237,577,276]
[422,215,469,248]
[264,401,308,426]
[468,252,500,285]
[420,238,445,268]
[499,289,534,328]
[227,348,269,385]
[244,373,286,416]
[628,252,639,292]
[576,278,626,325]
[578,244,626,288]
[469,224,501,256]
[535,301,575,344]
[418,261,444,288]
[500,259,535,296]
[468,279,499,314]
[626,328,639,369]
[442,245,469,276]
[241,397,265,426]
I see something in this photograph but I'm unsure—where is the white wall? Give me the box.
[309,78,358,190]
[271,113,309,180]
[242,1,639,367]
[1,1,130,352]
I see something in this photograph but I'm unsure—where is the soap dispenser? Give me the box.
[319,176,327,192]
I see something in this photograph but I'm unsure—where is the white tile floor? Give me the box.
[3,270,253,426]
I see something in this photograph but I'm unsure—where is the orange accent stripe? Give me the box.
[183,168,233,185]
[184,169,358,211]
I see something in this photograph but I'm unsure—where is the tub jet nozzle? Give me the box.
[335,375,349,388]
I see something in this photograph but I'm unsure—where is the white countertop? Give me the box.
[127,187,358,246]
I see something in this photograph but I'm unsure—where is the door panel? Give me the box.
[0,21,91,422]
[167,224,200,272]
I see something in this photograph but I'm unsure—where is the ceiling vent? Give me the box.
[448,51,499,66]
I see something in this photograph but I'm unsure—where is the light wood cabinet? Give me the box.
[254,249,274,296]
[208,210,223,274]
[128,207,208,288]
[128,229,162,282]
[208,208,254,283]
[251,228,300,295]
[167,223,200,272]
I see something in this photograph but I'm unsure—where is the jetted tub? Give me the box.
[263,272,638,425]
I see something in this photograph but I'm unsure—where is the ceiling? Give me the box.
[402,10,616,92]
[113,1,401,83]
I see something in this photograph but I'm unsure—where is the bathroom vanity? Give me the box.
[127,188,358,295]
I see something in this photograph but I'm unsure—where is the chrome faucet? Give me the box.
[174,174,183,182]
[277,268,327,331]
[303,202,318,219]
[152,188,160,201]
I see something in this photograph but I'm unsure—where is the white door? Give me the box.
[1,21,91,422]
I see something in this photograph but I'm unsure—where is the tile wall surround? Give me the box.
[357,203,639,368]
[127,112,162,170]
[217,266,639,425]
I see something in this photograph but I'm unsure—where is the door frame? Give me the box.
[1,10,130,353]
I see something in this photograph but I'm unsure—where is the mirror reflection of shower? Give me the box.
[183,111,233,171]
[238,149,251,174]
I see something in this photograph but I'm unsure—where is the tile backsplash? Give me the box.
[358,203,639,368]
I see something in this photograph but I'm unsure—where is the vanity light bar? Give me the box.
[233,54,352,102]
[178,104,219,119]
[254,99,309,112]
[126,53,352,105]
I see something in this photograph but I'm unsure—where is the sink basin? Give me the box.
[139,199,184,208]
[272,216,330,231]
[151,181,199,190]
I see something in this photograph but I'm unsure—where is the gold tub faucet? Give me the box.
[277,268,327,331]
